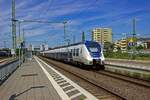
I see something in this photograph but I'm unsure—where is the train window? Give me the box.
[89,47,98,52]
[73,49,75,56]
[80,48,82,54]
[72,49,73,56]
[76,48,79,56]
[71,49,72,53]
[71,49,72,54]
[75,49,77,56]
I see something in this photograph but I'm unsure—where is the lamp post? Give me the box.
[12,0,17,56]
[132,18,137,59]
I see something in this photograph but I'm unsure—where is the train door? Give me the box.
[67,48,71,61]
[70,49,73,61]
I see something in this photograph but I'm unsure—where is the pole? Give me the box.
[23,29,25,41]
[12,0,16,50]
[73,35,75,43]
[133,18,136,37]
[63,21,67,45]
[19,45,21,66]
[3,41,6,48]
[131,18,136,59]
[22,29,25,63]
[19,22,21,39]
[132,18,136,59]
[82,31,85,42]
[101,29,103,45]
[18,21,21,66]
[123,33,127,50]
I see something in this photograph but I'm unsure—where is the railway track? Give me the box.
[0,57,15,64]
[104,64,150,81]
[40,57,123,100]
[0,59,7,63]
[40,56,150,100]
[105,63,150,72]
[97,70,150,88]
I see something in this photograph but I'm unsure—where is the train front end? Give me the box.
[85,41,105,67]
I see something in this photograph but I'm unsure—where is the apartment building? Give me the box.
[91,28,112,45]
[113,38,127,52]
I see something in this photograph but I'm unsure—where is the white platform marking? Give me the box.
[62,84,72,89]
[34,56,70,100]
[36,56,98,100]
[65,88,77,94]
[57,80,66,83]
[70,92,82,99]
[59,81,68,86]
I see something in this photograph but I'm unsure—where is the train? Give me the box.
[0,50,11,57]
[40,41,105,69]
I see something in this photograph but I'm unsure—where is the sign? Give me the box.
[127,37,137,43]
[128,42,136,47]
[11,49,15,55]
[129,38,133,42]
[17,37,23,44]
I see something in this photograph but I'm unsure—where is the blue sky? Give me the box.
[0,0,150,48]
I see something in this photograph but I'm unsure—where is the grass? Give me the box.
[132,72,141,78]
[104,51,150,60]
[106,67,150,81]
[143,74,150,80]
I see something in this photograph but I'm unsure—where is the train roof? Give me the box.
[50,41,100,50]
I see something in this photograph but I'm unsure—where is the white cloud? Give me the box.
[0,0,150,47]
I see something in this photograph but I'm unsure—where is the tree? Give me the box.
[127,46,131,50]
[104,42,114,52]
[116,46,121,52]
[136,45,144,51]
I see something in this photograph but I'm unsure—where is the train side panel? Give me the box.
[40,41,105,68]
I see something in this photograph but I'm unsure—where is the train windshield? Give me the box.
[89,48,98,52]
[85,41,101,53]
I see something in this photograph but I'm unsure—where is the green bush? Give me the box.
[104,51,129,59]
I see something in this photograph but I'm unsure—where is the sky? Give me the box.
[0,0,150,48]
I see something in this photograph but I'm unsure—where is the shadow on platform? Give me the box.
[9,85,45,100]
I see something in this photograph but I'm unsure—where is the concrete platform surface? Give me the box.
[0,57,61,100]
[0,56,98,100]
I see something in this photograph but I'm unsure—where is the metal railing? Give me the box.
[0,59,19,85]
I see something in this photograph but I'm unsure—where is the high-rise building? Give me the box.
[91,28,112,45]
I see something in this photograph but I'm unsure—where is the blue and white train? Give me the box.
[41,41,105,69]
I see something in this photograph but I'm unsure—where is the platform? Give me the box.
[0,56,98,100]
[105,58,150,71]
[105,58,150,80]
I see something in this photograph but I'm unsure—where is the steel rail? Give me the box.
[40,57,125,100]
